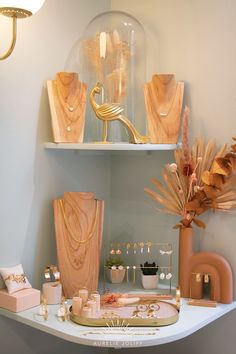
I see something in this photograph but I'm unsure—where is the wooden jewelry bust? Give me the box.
[144,74,184,144]
[53,192,104,298]
[47,72,87,143]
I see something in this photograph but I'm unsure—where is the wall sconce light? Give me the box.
[0,0,45,60]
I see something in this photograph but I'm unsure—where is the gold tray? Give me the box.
[70,301,179,327]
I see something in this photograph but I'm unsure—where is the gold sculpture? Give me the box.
[90,83,150,144]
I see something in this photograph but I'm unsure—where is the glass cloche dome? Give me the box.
[66,11,147,142]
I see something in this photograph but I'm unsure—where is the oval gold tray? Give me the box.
[70,301,179,327]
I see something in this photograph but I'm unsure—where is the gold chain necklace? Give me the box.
[59,199,99,245]
[156,83,178,117]
[54,77,83,132]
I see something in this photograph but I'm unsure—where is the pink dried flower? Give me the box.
[182,106,191,163]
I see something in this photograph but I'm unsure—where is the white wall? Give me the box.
[0,0,110,353]
[110,0,236,353]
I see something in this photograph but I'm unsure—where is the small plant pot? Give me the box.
[141,274,159,289]
[107,268,126,284]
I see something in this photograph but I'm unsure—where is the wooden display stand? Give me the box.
[54,192,104,298]
[47,72,87,143]
[144,74,184,144]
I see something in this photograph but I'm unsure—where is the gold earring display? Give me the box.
[57,296,68,321]
[204,274,209,283]
[196,273,202,282]
[39,295,48,321]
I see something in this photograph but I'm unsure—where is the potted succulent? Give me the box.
[140,261,159,289]
[105,256,126,284]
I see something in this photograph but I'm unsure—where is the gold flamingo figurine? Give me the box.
[90,83,150,144]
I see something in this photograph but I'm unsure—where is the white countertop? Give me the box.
[0,299,236,348]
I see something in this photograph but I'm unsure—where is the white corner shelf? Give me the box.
[0,299,236,348]
[44,142,181,151]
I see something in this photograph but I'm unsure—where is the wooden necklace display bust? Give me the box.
[53,192,104,298]
[144,74,184,144]
[47,72,87,143]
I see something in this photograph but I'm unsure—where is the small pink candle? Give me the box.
[72,296,82,316]
[78,288,88,304]
[87,299,97,316]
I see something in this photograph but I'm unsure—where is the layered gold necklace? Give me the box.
[54,73,83,132]
[59,199,99,270]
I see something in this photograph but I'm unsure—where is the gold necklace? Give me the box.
[156,83,178,117]
[59,199,99,245]
[54,77,83,132]
[59,199,99,270]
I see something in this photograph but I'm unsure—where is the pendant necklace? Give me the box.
[55,77,83,132]
[156,82,178,118]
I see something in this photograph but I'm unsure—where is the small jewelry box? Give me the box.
[0,288,40,312]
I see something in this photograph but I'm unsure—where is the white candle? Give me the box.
[72,296,82,316]
[91,292,100,312]
[87,299,97,316]
[42,282,62,305]
[81,305,92,318]
[78,288,88,304]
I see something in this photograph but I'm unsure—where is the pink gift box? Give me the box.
[0,288,40,312]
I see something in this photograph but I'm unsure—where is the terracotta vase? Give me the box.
[178,227,233,304]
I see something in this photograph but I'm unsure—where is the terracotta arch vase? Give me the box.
[178,227,233,304]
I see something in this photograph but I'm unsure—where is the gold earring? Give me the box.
[147,241,152,253]
[116,243,122,255]
[126,242,131,254]
[139,242,145,254]
[133,266,136,283]
[126,266,130,282]
[110,243,115,254]
[196,273,202,282]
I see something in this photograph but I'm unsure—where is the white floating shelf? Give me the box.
[0,299,235,348]
[44,142,180,151]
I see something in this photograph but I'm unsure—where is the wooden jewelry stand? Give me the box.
[53,192,104,298]
[47,72,87,143]
[144,74,184,144]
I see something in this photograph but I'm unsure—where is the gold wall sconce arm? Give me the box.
[0,13,17,60]
[0,2,45,60]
